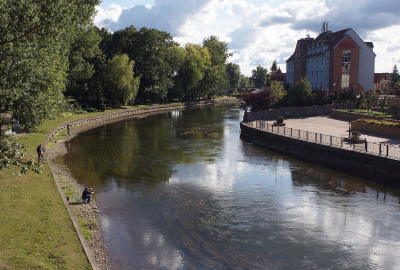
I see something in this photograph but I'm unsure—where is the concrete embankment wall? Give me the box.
[240,122,400,189]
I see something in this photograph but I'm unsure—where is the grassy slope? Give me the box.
[0,110,124,270]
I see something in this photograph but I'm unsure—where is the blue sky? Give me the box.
[95,0,400,76]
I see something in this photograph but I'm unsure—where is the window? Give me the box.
[316,59,318,66]
[320,83,323,88]
[316,71,318,78]
[311,71,313,77]
[312,60,314,67]
[341,50,351,88]
[321,58,323,65]
[321,70,323,78]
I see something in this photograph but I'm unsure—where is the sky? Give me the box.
[94,0,400,76]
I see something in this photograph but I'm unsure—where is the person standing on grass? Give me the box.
[67,124,71,136]
[37,144,45,163]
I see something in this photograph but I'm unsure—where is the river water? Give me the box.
[60,104,400,270]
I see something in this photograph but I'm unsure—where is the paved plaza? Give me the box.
[263,115,400,146]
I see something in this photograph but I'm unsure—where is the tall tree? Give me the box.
[174,44,211,100]
[0,0,100,131]
[286,77,312,106]
[65,25,103,103]
[101,54,140,107]
[202,36,232,66]
[226,63,241,88]
[270,60,278,74]
[389,64,400,90]
[251,66,269,88]
[112,27,179,103]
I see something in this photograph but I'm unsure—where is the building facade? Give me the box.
[374,73,391,90]
[286,26,376,96]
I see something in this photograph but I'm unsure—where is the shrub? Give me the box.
[351,130,361,139]
[277,116,284,123]
[242,87,277,111]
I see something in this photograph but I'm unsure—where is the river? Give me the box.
[59,103,400,270]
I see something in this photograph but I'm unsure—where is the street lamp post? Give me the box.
[349,102,352,138]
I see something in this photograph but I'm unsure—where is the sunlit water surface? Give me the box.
[60,104,400,270]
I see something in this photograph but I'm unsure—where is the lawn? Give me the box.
[0,109,124,269]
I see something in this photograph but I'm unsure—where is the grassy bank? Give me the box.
[0,109,125,269]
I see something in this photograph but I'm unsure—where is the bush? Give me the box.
[242,87,277,111]
[277,116,284,123]
[351,130,361,139]
[97,103,106,112]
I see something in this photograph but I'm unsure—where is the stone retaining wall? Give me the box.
[245,103,351,121]
[240,122,400,189]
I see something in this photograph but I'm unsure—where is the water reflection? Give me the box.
[60,104,400,270]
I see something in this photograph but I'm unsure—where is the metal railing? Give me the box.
[242,120,400,160]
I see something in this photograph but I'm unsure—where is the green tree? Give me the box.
[174,44,211,100]
[286,77,312,106]
[389,64,400,93]
[270,60,278,74]
[202,36,232,67]
[65,25,103,103]
[271,81,286,106]
[226,63,241,87]
[239,75,252,87]
[112,27,179,103]
[251,66,269,88]
[101,54,140,106]
[0,0,100,130]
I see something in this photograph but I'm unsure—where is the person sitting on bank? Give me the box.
[37,144,45,163]
[81,187,94,203]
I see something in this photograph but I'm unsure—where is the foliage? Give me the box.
[340,85,363,103]
[251,65,269,87]
[242,87,277,111]
[226,62,241,87]
[0,134,40,175]
[270,60,278,74]
[360,90,378,116]
[311,88,332,105]
[356,118,400,128]
[270,81,286,106]
[239,75,253,87]
[351,131,361,139]
[389,64,400,90]
[277,116,284,123]
[101,54,140,107]
[286,77,312,106]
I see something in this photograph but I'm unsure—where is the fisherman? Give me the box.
[37,144,45,163]
[81,187,94,203]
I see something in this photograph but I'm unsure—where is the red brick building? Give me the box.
[286,25,376,96]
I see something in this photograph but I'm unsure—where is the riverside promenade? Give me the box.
[262,115,400,146]
[240,114,400,187]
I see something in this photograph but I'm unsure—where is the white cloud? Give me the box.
[94,4,123,28]
[95,0,400,76]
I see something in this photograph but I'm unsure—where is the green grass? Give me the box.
[340,108,399,118]
[0,109,127,269]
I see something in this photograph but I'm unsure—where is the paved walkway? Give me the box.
[263,115,400,146]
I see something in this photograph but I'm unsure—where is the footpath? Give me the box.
[262,115,400,145]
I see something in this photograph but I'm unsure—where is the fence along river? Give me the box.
[59,103,400,270]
